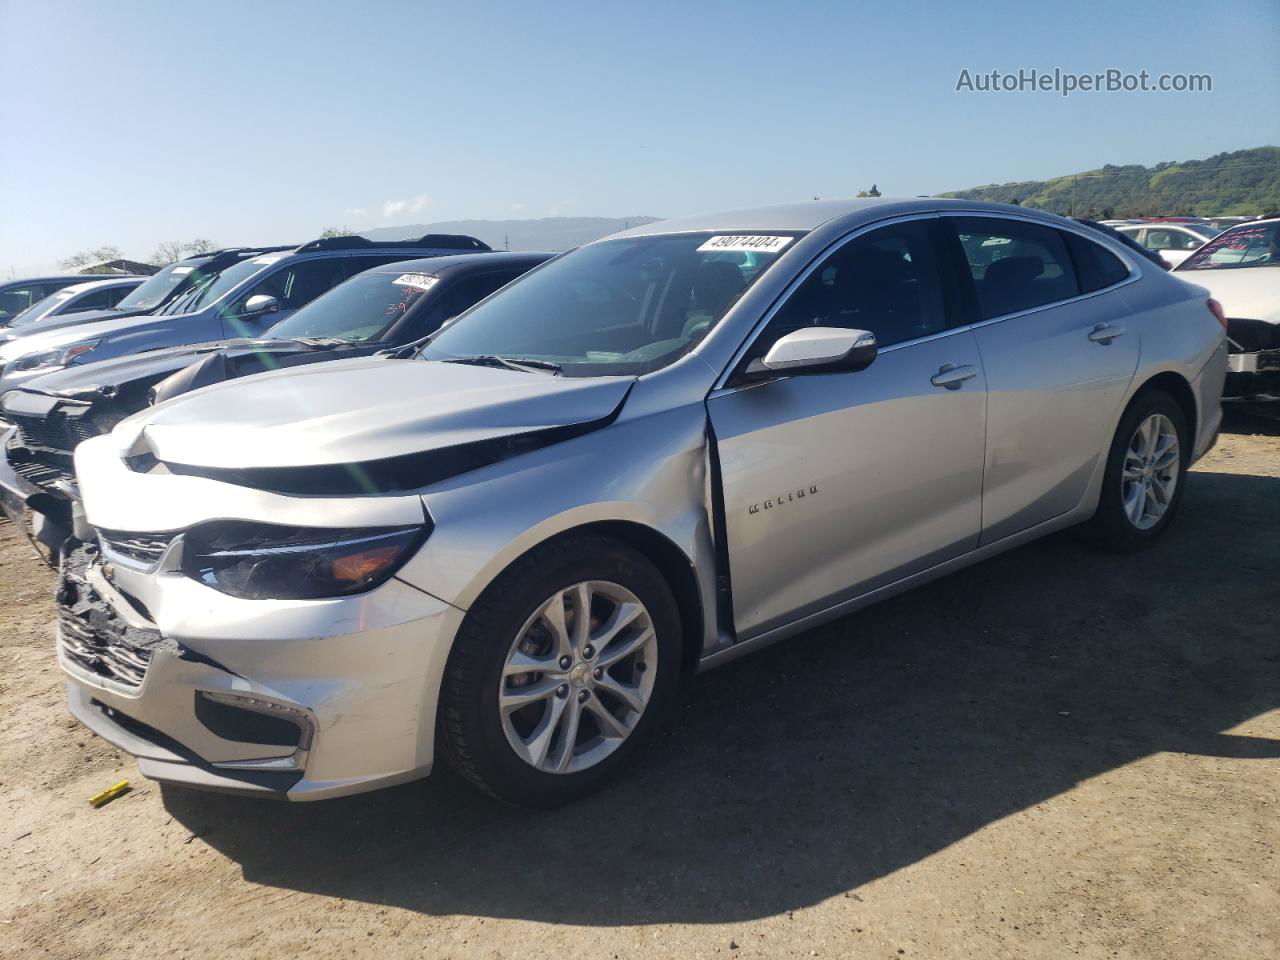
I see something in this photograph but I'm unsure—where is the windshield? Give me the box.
[157,256,276,316]
[1185,223,1222,240]
[7,289,78,327]
[267,270,436,342]
[1179,221,1280,270]
[115,262,201,311]
[422,232,800,376]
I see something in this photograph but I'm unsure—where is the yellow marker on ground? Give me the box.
[89,780,131,808]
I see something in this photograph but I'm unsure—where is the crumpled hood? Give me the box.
[1173,268,1280,324]
[117,357,635,469]
[9,337,318,401]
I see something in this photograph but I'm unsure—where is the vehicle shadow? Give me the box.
[1223,404,1280,438]
[162,467,1280,925]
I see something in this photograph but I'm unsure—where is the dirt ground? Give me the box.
[1,412,1276,960]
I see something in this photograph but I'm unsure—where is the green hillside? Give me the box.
[940,146,1280,218]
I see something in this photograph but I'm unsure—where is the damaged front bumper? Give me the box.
[1225,348,1280,400]
[58,541,464,800]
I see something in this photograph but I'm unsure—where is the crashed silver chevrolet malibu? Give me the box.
[65,198,1227,806]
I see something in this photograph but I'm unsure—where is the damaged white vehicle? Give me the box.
[64,199,1226,806]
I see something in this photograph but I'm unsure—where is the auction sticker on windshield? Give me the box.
[394,274,438,290]
[696,235,795,254]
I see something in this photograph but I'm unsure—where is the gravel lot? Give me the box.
[1,412,1276,960]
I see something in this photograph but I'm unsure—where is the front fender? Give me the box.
[397,401,719,651]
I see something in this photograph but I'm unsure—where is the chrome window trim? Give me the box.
[711,213,950,392]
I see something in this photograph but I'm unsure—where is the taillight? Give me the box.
[1207,298,1228,331]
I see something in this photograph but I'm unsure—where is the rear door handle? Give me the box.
[930,363,978,390]
[1088,323,1126,344]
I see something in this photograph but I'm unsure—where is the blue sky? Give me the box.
[2,0,1277,274]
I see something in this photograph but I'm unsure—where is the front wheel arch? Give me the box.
[483,520,708,676]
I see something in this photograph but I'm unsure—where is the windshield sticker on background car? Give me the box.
[251,254,287,265]
[171,266,194,275]
[393,274,439,290]
[696,235,795,254]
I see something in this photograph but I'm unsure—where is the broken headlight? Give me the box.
[181,521,427,600]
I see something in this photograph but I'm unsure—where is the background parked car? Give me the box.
[0,248,295,348]
[1074,218,1171,269]
[0,276,101,326]
[0,252,549,555]
[1117,222,1221,267]
[1,276,145,330]
[0,233,490,394]
[1173,216,1280,399]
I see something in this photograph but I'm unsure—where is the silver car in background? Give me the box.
[65,198,1226,806]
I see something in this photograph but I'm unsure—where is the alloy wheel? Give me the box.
[499,580,658,774]
[1121,413,1180,530]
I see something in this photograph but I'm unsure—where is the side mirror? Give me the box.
[242,294,280,316]
[747,327,878,378]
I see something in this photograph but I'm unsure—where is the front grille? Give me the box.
[58,544,161,689]
[9,411,104,454]
[98,529,178,569]
[11,456,73,491]
[59,608,153,686]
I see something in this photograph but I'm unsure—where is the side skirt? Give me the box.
[695,504,1092,673]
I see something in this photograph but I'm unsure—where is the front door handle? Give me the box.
[930,363,978,390]
[1088,323,1126,344]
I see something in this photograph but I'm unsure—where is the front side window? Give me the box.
[952,217,1080,319]
[748,219,947,360]
[423,232,799,376]
[1179,221,1280,271]
[233,258,352,314]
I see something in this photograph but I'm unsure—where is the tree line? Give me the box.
[939,146,1280,219]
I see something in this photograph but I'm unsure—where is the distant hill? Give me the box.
[940,146,1280,218]
[361,216,662,252]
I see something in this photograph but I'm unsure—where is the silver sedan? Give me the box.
[64,198,1227,806]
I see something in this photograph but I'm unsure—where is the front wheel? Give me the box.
[438,535,681,807]
[1084,390,1190,551]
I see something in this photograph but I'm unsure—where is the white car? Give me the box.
[2,276,145,331]
[1173,217,1280,399]
[1117,222,1221,268]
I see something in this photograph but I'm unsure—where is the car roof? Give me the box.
[606,196,1069,240]
[365,252,554,278]
[58,277,146,294]
[1,275,97,287]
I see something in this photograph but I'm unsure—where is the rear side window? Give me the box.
[952,217,1080,319]
[1064,232,1130,293]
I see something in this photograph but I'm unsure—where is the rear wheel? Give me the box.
[438,535,681,807]
[1085,390,1189,551]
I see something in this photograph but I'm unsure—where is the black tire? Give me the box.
[437,534,681,808]
[1084,389,1190,552]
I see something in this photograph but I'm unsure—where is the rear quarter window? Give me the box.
[1064,232,1131,293]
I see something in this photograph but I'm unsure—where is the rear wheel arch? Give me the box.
[1128,371,1197,443]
